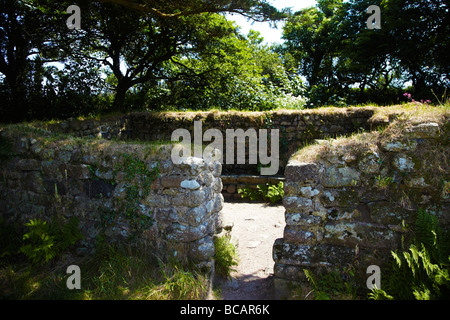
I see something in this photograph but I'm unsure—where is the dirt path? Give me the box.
[215,202,286,300]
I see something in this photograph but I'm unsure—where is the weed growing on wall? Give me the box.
[109,153,160,235]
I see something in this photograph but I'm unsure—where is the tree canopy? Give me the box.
[0,0,448,122]
[281,0,449,106]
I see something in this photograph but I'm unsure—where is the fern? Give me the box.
[20,217,83,264]
[370,209,450,300]
[303,269,330,300]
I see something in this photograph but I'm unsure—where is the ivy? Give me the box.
[110,153,160,234]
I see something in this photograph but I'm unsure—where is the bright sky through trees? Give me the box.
[226,0,318,44]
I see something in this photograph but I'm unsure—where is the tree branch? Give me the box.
[96,0,282,22]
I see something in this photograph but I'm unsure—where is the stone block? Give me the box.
[380,140,417,152]
[322,166,361,187]
[166,222,209,243]
[409,122,440,139]
[189,236,215,262]
[283,196,313,212]
[284,228,316,244]
[160,175,184,188]
[180,179,201,190]
[285,212,322,226]
[392,154,415,172]
[285,161,319,184]
[323,221,398,249]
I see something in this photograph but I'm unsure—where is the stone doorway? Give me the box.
[215,202,285,300]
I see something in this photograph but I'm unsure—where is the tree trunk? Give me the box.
[112,79,131,113]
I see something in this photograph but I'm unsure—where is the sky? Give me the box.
[226,0,318,45]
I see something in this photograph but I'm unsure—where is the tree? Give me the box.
[382,0,450,96]
[142,27,302,111]
[1,0,56,120]
[96,0,285,22]
[281,0,449,106]
[281,0,348,106]
[67,0,285,112]
[0,0,88,121]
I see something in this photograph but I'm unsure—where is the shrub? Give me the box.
[238,182,284,204]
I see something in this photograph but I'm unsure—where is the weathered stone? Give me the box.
[358,152,381,173]
[285,212,322,226]
[405,176,430,189]
[322,166,361,187]
[160,175,183,188]
[366,201,406,225]
[183,205,207,226]
[16,159,41,171]
[180,179,201,190]
[176,157,206,175]
[212,193,224,214]
[409,122,440,139]
[166,222,208,243]
[94,168,114,180]
[319,189,358,208]
[323,221,397,249]
[381,140,417,152]
[283,196,313,212]
[212,177,223,193]
[284,228,316,244]
[171,188,208,207]
[299,186,320,197]
[285,161,319,184]
[189,236,215,261]
[154,207,178,227]
[67,164,91,180]
[392,154,415,172]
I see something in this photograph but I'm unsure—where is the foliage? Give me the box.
[0,244,209,299]
[160,264,208,300]
[369,209,450,300]
[0,0,285,120]
[303,267,357,300]
[1,0,448,120]
[143,28,306,112]
[110,153,159,233]
[375,175,394,190]
[238,182,284,204]
[19,217,83,265]
[214,234,239,278]
[281,0,449,107]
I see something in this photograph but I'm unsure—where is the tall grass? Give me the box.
[0,244,210,300]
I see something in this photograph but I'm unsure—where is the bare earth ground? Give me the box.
[214,202,286,300]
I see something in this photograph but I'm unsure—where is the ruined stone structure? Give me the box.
[0,129,223,269]
[1,107,448,297]
[273,119,449,295]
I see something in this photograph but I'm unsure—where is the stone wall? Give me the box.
[273,118,449,293]
[44,107,386,176]
[0,127,223,269]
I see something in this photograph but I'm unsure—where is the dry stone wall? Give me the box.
[0,128,223,269]
[44,108,385,176]
[273,119,449,293]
